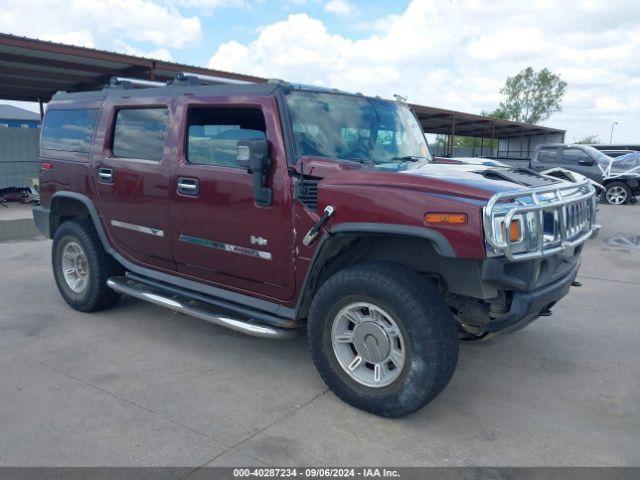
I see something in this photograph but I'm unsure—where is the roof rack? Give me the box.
[106,77,166,89]
[103,72,258,91]
[173,72,255,86]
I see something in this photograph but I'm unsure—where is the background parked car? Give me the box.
[530,144,639,204]
[600,149,636,158]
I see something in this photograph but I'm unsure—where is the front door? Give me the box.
[560,147,603,182]
[169,97,295,301]
[92,100,176,271]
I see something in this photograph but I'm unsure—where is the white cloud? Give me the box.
[40,31,95,49]
[0,0,202,50]
[114,41,174,62]
[324,0,356,16]
[174,0,248,7]
[208,0,640,143]
[466,27,550,61]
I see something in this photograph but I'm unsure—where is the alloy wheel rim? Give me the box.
[61,241,89,293]
[606,186,627,205]
[331,302,406,388]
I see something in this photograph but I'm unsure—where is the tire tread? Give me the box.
[308,262,458,417]
[52,218,122,312]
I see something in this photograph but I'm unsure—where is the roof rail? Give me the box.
[106,77,165,90]
[174,72,255,86]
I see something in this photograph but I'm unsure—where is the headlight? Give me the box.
[487,213,532,256]
[493,214,525,245]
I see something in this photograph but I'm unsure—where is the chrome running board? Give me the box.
[106,277,297,340]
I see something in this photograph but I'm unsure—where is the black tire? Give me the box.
[52,218,123,312]
[307,262,459,418]
[602,181,631,205]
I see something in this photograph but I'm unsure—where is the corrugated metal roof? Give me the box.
[0,104,40,121]
[0,33,565,141]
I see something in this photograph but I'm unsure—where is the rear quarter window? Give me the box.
[112,108,169,161]
[537,147,558,163]
[40,109,99,153]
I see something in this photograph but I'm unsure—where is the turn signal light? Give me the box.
[502,219,521,242]
[424,213,468,225]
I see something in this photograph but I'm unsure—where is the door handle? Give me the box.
[98,167,114,184]
[177,177,199,196]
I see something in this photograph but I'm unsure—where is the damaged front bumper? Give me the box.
[481,256,581,335]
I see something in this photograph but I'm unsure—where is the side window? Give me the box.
[537,147,558,163]
[186,108,266,167]
[41,109,99,153]
[112,108,169,161]
[562,148,589,164]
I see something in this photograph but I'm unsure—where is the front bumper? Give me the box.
[483,257,580,334]
[477,251,582,335]
[32,206,50,238]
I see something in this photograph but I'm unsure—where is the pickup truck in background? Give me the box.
[529,144,639,204]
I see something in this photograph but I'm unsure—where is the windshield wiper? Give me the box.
[390,156,426,162]
[344,157,384,165]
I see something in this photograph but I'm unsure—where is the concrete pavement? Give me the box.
[0,204,638,467]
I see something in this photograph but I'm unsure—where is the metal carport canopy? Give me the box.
[0,33,265,103]
[410,103,564,139]
[0,33,564,141]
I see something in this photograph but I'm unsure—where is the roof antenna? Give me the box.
[393,94,408,103]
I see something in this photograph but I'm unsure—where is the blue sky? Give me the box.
[188,0,401,67]
[1,0,638,143]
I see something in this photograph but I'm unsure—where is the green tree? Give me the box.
[481,107,509,120]
[494,67,567,124]
[575,134,599,144]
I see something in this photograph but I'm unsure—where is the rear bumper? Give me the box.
[32,206,50,238]
[483,257,580,334]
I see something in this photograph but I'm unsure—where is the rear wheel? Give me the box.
[52,219,123,312]
[603,181,631,205]
[307,262,459,417]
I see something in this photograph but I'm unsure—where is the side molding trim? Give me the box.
[111,219,164,237]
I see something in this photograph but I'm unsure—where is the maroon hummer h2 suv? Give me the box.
[33,75,599,417]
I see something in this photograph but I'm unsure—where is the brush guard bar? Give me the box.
[483,178,599,262]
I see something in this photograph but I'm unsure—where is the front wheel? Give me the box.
[603,181,631,205]
[307,262,459,417]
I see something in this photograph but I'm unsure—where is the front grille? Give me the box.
[484,179,598,261]
[565,197,592,240]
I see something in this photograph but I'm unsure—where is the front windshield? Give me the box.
[580,145,613,164]
[286,91,430,166]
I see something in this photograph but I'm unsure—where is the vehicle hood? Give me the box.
[400,163,530,194]
[319,162,555,202]
[432,157,509,167]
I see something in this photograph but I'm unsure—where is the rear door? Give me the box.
[92,99,176,271]
[169,96,295,301]
[560,147,603,181]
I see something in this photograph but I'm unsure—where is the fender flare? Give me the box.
[293,222,457,319]
[330,223,456,257]
[50,192,116,256]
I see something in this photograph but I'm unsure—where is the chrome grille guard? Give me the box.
[483,178,599,262]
